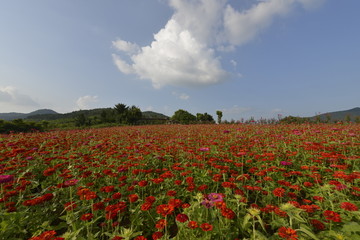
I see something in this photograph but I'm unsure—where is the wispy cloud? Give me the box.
[113,0,325,88]
[0,86,39,111]
[76,95,99,109]
[172,91,190,100]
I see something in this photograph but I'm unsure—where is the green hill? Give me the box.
[0,109,58,121]
[310,107,360,122]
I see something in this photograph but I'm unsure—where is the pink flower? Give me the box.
[64,179,79,186]
[0,175,14,184]
[207,193,223,202]
[199,147,210,151]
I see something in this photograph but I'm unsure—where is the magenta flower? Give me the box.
[199,147,210,152]
[201,198,214,208]
[280,161,292,166]
[0,175,14,184]
[64,179,79,186]
[207,193,223,202]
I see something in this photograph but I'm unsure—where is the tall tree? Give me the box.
[114,103,129,124]
[216,110,223,124]
[127,105,142,125]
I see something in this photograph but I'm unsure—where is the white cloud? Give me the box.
[172,91,190,100]
[230,60,237,67]
[113,0,325,88]
[224,0,326,46]
[114,18,228,89]
[113,39,140,55]
[0,86,39,111]
[76,95,99,109]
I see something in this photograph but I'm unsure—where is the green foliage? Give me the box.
[216,110,223,124]
[171,109,197,124]
[279,115,308,124]
[196,113,215,123]
[0,119,44,133]
[114,104,142,125]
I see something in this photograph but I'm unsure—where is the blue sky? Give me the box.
[1,0,359,120]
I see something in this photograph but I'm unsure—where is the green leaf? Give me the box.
[254,230,268,240]
[298,224,320,240]
[342,222,360,234]
[242,213,252,230]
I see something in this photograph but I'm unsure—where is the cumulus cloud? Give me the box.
[113,0,325,88]
[0,86,39,109]
[76,95,99,109]
[112,39,140,55]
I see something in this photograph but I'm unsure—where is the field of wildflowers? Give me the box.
[0,124,359,240]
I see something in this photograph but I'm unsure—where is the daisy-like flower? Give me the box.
[278,226,298,240]
[207,193,223,202]
[0,175,14,184]
[340,202,358,211]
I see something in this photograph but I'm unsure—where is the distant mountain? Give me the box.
[310,107,360,122]
[0,109,59,121]
[142,111,169,120]
[1,108,170,122]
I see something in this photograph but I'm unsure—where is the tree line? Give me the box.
[75,104,142,127]
[0,119,45,134]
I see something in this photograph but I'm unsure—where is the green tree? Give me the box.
[345,114,351,123]
[196,113,215,123]
[114,103,129,124]
[325,114,331,123]
[355,116,360,123]
[127,105,142,125]
[171,109,196,124]
[74,113,87,127]
[216,110,223,124]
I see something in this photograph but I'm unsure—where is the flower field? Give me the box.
[1,124,359,240]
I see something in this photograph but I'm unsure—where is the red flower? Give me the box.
[112,192,122,200]
[278,227,298,240]
[310,219,325,230]
[80,213,93,221]
[221,208,236,219]
[188,220,198,229]
[43,168,56,176]
[323,210,342,222]
[166,190,177,196]
[152,231,163,240]
[200,223,213,231]
[340,202,358,211]
[145,196,156,204]
[28,230,64,240]
[313,196,324,202]
[100,185,115,193]
[155,219,167,230]
[176,213,189,222]
[273,187,286,197]
[134,236,147,240]
[156,204,174,217]
[168,198,182,208]
[64,201,77,211]
[138,180,148,187]
[128,194,139,203]
[141,202,152,211]
[92,202,105,211]
[112,237,124,240]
